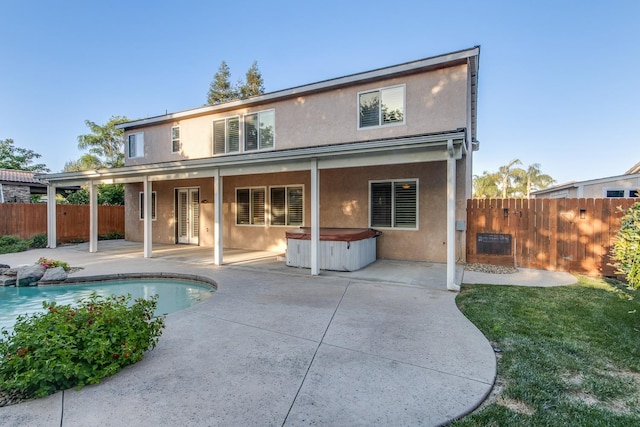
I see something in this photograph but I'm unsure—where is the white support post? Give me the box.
[89,181,98,253]
[310,158,320,276]
[143,176,153,258]
[47,185,57,248]
[446,140,460,291]
[213,170,223,266]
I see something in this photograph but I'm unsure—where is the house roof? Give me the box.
[0,168,47,186]
[117,46,480,139]
[626,161,640,175]
[531,173,640,195]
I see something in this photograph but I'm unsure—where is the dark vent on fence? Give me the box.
[477,233,512,255]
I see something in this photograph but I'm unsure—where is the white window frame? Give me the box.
[213,116,241,155]
[269,185,304,226]
[171,126,181,153]
[357,84,406,130]
[244,109,275,152]
[139,191,157,221]
[368,178,419,230]
[235,187,266,226]
[128,132,144,158]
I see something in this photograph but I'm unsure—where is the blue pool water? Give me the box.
[0,279,214,332]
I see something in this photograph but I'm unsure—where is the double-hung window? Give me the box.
[139,191,157,221]
[171,126,180,153]
[213,117,240,154]
[270,186,303,226]
[128,132,144,158]
[236,187,265,225]
[370,179,417,229]
[244,110,274,151]
[358,85,405,128]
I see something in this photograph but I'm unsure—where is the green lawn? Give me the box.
[453,276,640,426]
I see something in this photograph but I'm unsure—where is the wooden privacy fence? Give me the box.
[466,198,640,276]
[0,204,124,243]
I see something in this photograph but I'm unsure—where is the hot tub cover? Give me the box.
[285,228,381,242]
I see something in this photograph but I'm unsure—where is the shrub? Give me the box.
[611,202,640,289]
[0,293,165,398]
[36,257,71,272]
[29,233,48,249]
[0,235,30,254]
[99,231,124,240]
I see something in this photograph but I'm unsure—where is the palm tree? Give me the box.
[517,163,555,198]
[473,171,501,199]
[497,159,524,198]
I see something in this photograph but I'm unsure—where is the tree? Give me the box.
[0,138,49,172]
[239,61,265,99]
[515,163,555,198]
[610,202,640,289]
[473,172,501,199]
[207,61,237,105]
[63,153,103,172]
[497,158,524,198]
[77,116,130,168]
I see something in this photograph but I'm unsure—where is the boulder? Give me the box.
[3,268,17,277]
[40,267,68,282]
[0,276,16,286]
[16,264,46,287]
[0,263,9,268]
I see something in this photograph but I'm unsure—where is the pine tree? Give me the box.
[207,61,237,105]
[239,61,265,99]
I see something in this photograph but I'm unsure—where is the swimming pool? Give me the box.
[0,276,215,332]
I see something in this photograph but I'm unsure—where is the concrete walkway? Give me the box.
[0,242,561,426]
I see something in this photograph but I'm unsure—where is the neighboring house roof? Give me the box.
[117,46,480,140]
[531,173,640,196]
[0,168,47,186]
[626,161,640,175]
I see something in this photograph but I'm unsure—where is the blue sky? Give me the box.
[1,0,638,184]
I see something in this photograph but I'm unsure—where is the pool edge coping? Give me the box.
[37,272,218,291]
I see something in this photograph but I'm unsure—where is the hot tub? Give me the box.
[285,228,381,271]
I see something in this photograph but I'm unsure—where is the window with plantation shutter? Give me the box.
[236,187,265,225]
[171,126,180,153]
[139,191,157,221]
[270,186,303,226]
[358,85,405,129]
[213,117,240,154]
[370,179,417,229]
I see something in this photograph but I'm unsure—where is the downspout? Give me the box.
[446,140,460,292]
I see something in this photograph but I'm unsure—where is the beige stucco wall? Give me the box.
[124,159,469,263]
[124,64,469,166]
[125,178,215,246]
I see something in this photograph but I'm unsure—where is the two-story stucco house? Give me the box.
[43,46,480,290]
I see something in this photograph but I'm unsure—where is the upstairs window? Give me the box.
[358,85,405,129]
[270,186,304,226]
[128,133,144,158]
[245,110,275,151]
[370,179,417,229]
[171,126,181,153]
[213,117,240,154]
[236,187,265,225]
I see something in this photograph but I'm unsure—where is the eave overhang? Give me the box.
[41,131,466,186]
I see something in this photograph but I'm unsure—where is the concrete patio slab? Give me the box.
[0,242,500,426]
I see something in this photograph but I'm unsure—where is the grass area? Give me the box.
[453,276,640,426]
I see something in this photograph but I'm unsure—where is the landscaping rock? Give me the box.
[0,276,16,286]
[0,263,10,268]
[40,266,68,282]
[3,268,17,277]
[0,268,7,275]
[16,264,46,287]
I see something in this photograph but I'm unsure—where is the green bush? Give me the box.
[0,235,30,254]
[99,231,124,240]
[611,202,640,289]
[29,233,48,249]
[0,293,165,398]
